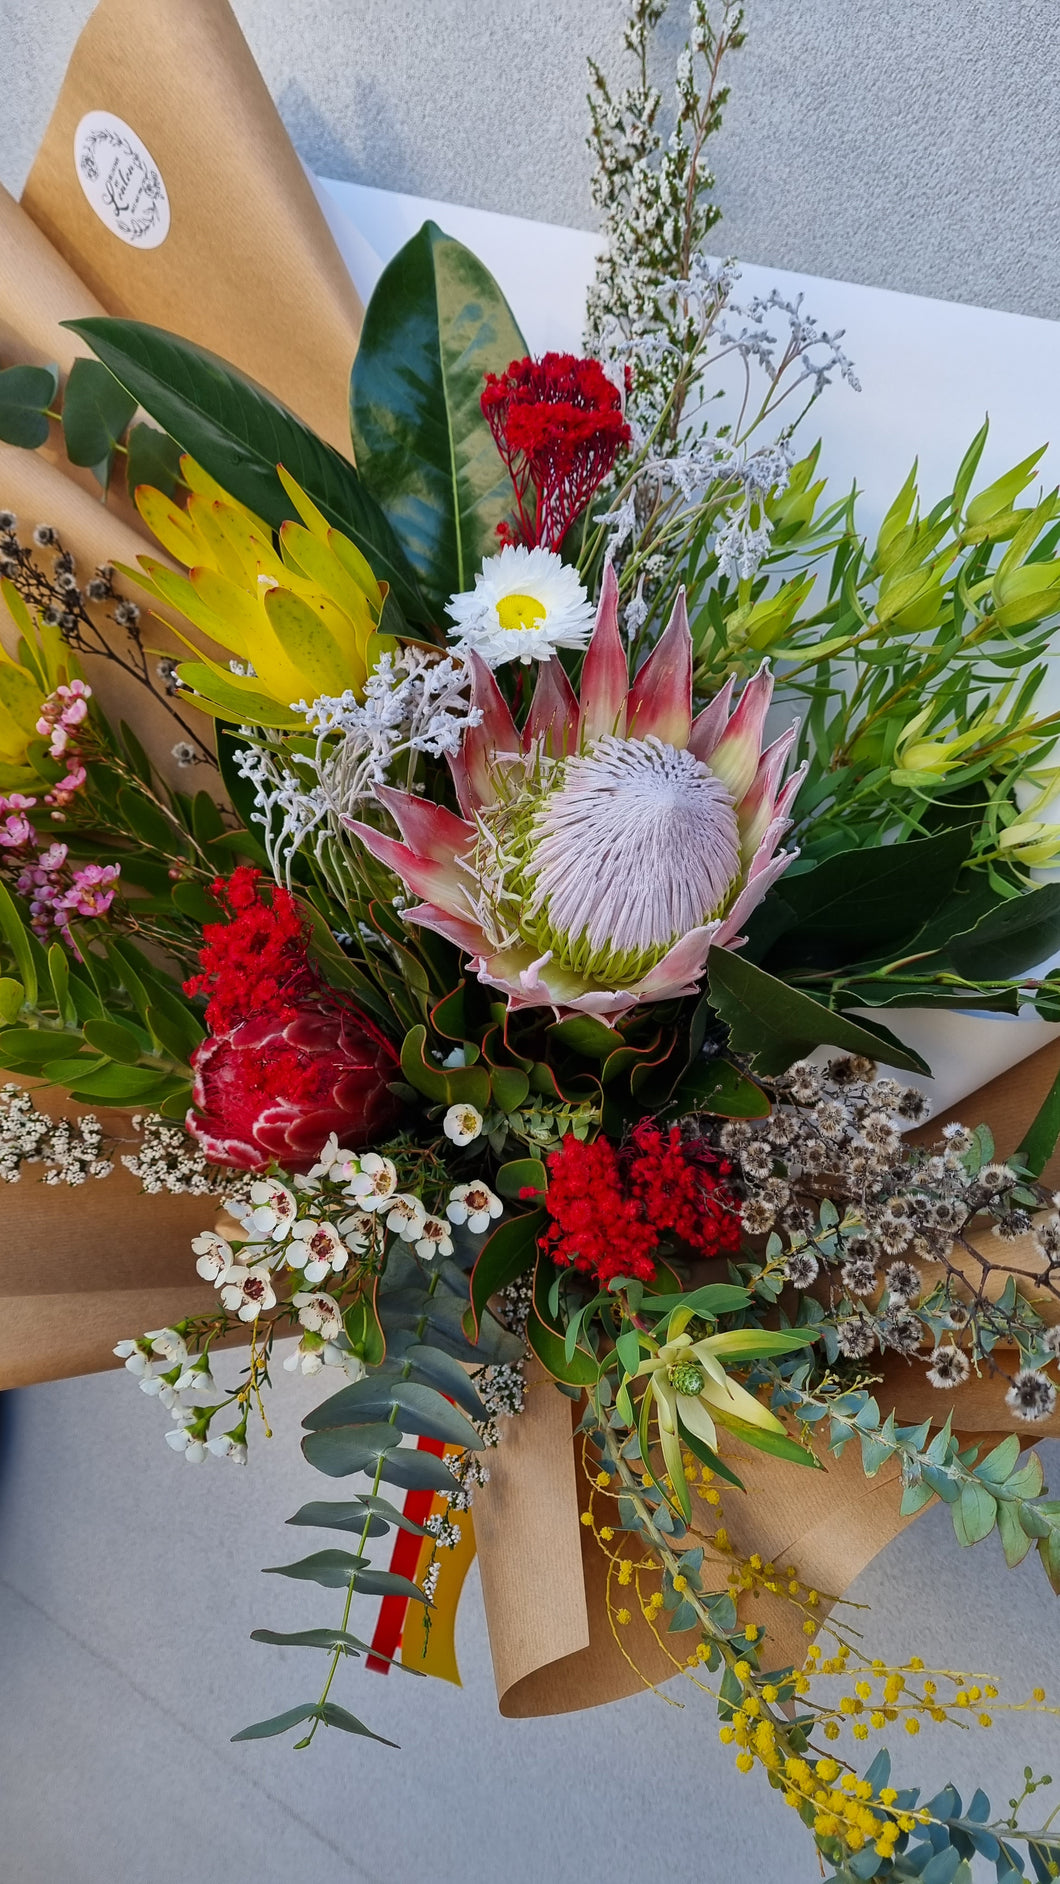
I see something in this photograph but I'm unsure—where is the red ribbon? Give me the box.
[366,1434,445,1674]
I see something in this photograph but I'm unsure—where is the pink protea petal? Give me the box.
[688,675,735,763]
[707,663,774,802]
[372,785,476,862]
[712,847,799,948]
[344,821,473,920]
[524,654,580,758]
[626,588,693,747]
[627,924,720,1002]
[402,902,492,956]
[450,652,520,817]
[578,562,629,745]
[738,725,798,852]
[772,760,807,824]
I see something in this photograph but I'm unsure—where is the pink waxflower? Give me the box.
[60,862,120,919]
[36,680,92,759]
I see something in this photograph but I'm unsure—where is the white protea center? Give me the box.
[494,734,742,986]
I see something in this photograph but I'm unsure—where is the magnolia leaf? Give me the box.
[350,221,526,614]
[706,950,929,1077]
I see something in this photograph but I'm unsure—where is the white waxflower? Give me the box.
[206,1431,248,1465]
[173,1359,217,1395]
[414,1215,455,1261]
[446,1181,504,1234]
[229,1179,298,1240]
[386,1193,427,1242]
[336,1209,375,1254]
[344,1152,398,1210]
[286,1216,347,1283]
[191,1232,237,1285]
[164,1427,208,1463]
[446,545,595,667]
[443,1103,483,1147]
[113,1338,152,1378]
[145,1327,188,1367]
[218,1264,277,1322]
[292,1291,344,1340]
[138,1374,180,1408]
[305,1133,359,1182]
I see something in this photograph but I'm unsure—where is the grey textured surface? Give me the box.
[3,1367,1060,1884]
[2,0,1059,317]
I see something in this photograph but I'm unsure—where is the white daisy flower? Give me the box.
[414,1215,455,1261]
[446,545,594,667]
[446,1181,504,1234]
[443,1103,483,1147]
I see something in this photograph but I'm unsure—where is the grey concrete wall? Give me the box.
[2,0,1058,319]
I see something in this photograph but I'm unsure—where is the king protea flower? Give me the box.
[349,567,803,1018]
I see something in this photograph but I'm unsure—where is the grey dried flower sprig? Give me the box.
[0,514,213,767]
[713,1055,1060,1419]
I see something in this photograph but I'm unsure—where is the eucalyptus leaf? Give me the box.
[0,363,57,449]
[61,358,137,485]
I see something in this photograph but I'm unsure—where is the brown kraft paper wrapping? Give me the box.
[20,0,362,456]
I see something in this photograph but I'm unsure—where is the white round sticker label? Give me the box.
[73,112,170,250]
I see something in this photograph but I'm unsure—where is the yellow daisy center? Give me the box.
[496,591,547,633]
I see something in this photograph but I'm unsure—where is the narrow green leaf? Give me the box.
[469,1207,544,1335]
[125,421,183,499]
[231,1703,320,1742]
[0,879,37,1005]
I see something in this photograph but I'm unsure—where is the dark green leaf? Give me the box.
[665,1055,770,1119]
[1016,1066,1060,1178]
[350,221,526,614]
[0,879,37,1004]
[528,1255,599,1386]
[64,316,429,624]
[262,1549,370,1588]
[0,364,57,449]
[300,1422,403,1479]
[943,882,1060,982]
[124,421,183,499]
[763,825,974,971]
[81,1017,146,1064]
[469,1207,544,1335]
[61,358,137,484]
[706,950,930,1077]
[495,1157,548,1200]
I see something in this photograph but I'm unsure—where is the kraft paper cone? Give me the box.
[0,183,105,376]
[0,1083,218,1389]
[20,0,362,456]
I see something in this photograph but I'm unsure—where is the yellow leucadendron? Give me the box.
[121,459,392,730]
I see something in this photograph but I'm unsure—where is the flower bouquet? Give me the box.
[8,0,1060,1875]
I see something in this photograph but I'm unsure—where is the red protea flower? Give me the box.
[183,868,401,1172]
[481,353,631,551]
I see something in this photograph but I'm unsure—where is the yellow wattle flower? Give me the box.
[120,459,391,730]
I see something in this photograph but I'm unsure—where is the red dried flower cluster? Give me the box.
[183,868,401,1172]
[538,1122,740,1286]
[481,353,631,551]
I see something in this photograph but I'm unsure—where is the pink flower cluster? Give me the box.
[15,840,119,945]
[35,679,91,808]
